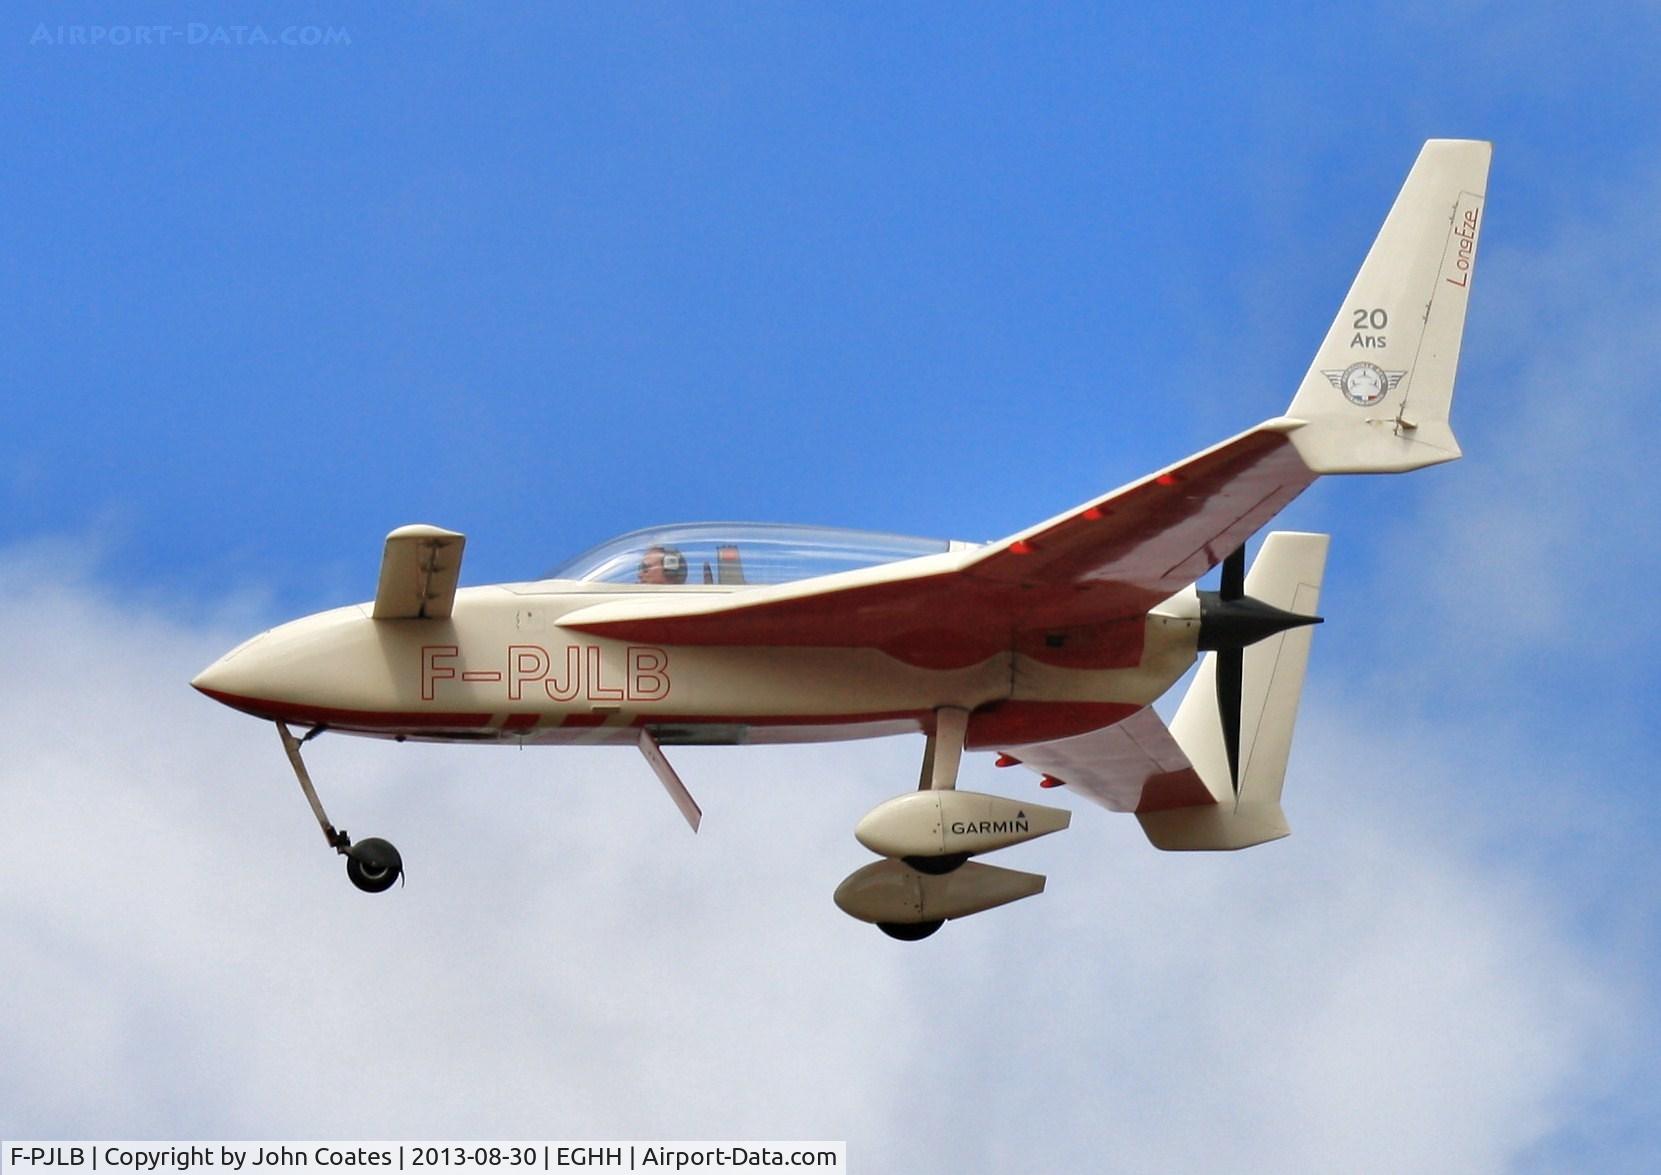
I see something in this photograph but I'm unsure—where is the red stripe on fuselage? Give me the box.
[193,686,1136,751]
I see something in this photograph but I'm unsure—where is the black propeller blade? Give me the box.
[1217,646,1244,795]
[1198,545,1322,797]
[1216,547,1246,794]
[1220,544,1245,602]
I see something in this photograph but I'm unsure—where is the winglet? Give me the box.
[1285,139,1491,473]
[372,524,467,620]
[1138,531,1328,850]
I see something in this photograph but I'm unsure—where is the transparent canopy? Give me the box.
[549,522,958,587]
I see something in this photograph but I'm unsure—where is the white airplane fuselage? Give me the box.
[193,580,1206,750]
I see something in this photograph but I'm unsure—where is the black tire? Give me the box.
[345,837,403,894]
[877,919,943,941]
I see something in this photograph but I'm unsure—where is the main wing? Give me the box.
[997,706,1215,813]
[558,423,1315,667]
[1001,706,1292,851]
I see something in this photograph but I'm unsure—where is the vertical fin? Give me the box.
[1138,532,1329,851]
[1285,139,1491,473]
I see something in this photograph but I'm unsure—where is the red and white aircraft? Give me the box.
[194,140,1488,939]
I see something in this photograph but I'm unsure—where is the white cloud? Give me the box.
[0,553,1637,1171]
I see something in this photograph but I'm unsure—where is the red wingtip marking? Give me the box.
[995,754,1019,768]
[1082,506,1104,520]
[1155,472,1181,486]
[1039,774,1065,789]
[1009,539,1036,555]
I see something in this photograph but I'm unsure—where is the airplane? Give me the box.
[193,139,1489,940]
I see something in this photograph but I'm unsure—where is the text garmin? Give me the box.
[194,140,1490,941]
[950,818,1030,836]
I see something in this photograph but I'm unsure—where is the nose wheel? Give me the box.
[277,722,403,894]
[345,837,404,893]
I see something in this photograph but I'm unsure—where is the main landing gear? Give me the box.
[276,721,403,894]
[834,706,1068,942]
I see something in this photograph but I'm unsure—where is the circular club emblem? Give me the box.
[1338,361,1390,407]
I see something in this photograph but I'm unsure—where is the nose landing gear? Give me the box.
[277,721,403,894]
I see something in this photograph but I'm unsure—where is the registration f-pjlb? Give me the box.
[195,141,1489,939]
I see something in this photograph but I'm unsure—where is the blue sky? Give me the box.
[4,5,1660,1171]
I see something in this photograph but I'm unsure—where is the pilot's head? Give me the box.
[638,545,687,585]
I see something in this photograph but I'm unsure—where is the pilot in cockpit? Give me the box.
[637,544,688,585]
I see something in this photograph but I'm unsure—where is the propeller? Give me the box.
[1196,544,1323,797]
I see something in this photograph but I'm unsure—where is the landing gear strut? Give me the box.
[276,721,403,894]
[836,706,1066,939]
